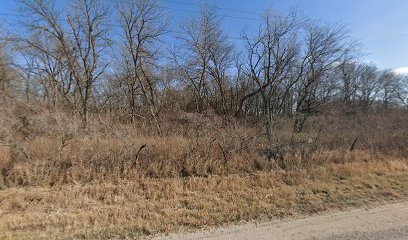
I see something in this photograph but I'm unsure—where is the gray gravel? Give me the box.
[157,201,408,240]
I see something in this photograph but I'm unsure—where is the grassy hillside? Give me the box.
[1,102,408,239]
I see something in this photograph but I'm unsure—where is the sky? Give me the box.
[1,0,408,72]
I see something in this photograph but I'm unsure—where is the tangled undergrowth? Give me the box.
[1,102,408,239]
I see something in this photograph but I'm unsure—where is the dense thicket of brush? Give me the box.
[0,101,407,188]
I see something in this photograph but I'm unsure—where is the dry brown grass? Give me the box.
[1,160,408,239]
[1,103,407,186]
[0,102,408,239]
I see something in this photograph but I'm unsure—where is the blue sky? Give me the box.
[1,0,407,70]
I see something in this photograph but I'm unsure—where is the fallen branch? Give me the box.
[133,144,147,167]
[350,137,358,151]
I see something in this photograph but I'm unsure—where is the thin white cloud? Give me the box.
[394,67,408,75]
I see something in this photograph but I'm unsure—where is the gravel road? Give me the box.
[157,201,408,240]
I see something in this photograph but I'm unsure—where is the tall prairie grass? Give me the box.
[1,102,407,188]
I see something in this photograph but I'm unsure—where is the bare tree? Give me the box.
[240,9,300,143]
[16,36,74,106]
[0,41,9,102]
[3,0,406,139]
[172,3,232,113]
[67,0,110,127]
[355,63,380,108]
[117,0,168,135]
[377,70,402,108]
[337,59,361,107]
[206,16,234,114]
[293,22,352,132]
[396,75,408,108]
[0,29,14,102]
[18,0,111,128]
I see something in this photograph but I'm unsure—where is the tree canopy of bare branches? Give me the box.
[0,0,404,136]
